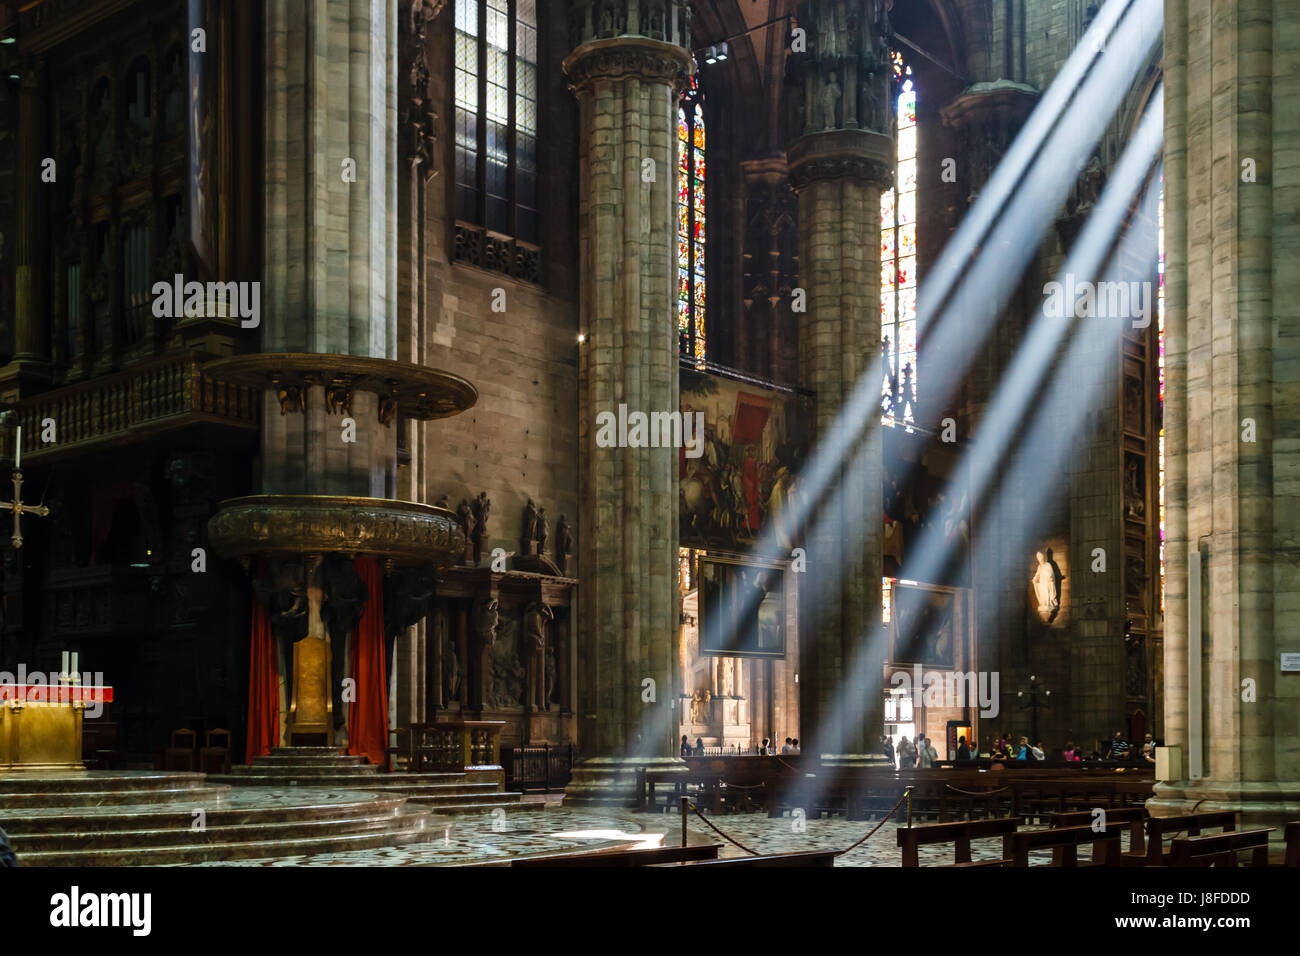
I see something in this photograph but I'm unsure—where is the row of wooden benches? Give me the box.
[898,809,1300,867]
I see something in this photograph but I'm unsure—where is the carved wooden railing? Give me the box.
[15,353,258,462]
[417,720,505,772]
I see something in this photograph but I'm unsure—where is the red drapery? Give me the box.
[347,556,389,769]
[245,594,279,764]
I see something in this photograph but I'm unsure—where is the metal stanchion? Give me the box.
[906,786,914,827]
[681,795,689,847]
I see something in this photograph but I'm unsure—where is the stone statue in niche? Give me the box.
[690,687,711,725]
[440,615,461,703]
[456,499,473,563]
[545,642,558,706]
[473,597,499,645]
[1124,376,1143,432]
[556,514,573,574]
[1031,548,1062,623]
[1124,457,1145,519]
[520,498,537,554]
[536,507,549,555]
[822,72,842,130]
[470,491,492,565]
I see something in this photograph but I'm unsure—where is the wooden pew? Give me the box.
[897,817,1020,867]
[511,844,722,867]
[1126,811,1237,866]
[1286,821,1300,867]
[1047,806,1146,857]
[1009,824,1123,866]
[1169,828,1274,867]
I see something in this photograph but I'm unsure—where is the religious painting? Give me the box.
[679,369,809,551]
[697,555,786,659]
[883,432,970,585]
[891,583,955,667]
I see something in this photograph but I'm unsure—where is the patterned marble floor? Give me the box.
[183,802,1127,866]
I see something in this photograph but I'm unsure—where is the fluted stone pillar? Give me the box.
[562,0,692,805]
[261,0,400,495]
[1152,0,1300,837]
[0,62,52,400]
[785,0,892,759]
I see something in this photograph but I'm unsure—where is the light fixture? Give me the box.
[1,37,16,45]
[717,41,728,61]
[577,332,586,344]
[704,45,717,64]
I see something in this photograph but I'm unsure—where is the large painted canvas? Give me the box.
[697,555,786,659]
[679,369,810,552]
[891,583,956,667]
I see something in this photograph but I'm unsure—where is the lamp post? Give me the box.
[1015,674,1052,747]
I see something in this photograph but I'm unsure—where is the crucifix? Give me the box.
[4,425,48,549]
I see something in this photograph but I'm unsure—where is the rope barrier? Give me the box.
[944,784,1009,797]
[687,802,762,855]
[681,786,914,859]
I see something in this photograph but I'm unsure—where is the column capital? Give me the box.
[564,0,692,92]
[563,37,692,93]
[786,128,894,192]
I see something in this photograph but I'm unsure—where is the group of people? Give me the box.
[878,729,1159,767]
[881,733,939,769]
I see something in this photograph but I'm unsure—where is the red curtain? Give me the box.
[245,595,279,764]
[347,556,389,769]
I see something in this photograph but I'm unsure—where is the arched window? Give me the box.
[453,0,539,243]
[678,74,706,366]
[880,53,918,427]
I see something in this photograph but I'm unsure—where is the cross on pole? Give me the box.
[3,425,48,549]
[4,469,48,549]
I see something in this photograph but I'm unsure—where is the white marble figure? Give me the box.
[1032,550,1060,613]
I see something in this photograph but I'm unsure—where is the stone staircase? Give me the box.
[0,770,437,866]
[208,747,526,815]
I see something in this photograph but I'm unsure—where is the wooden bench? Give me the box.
[511,843,722,867]
[1125,811,1237,866]
[1009,824,1123,866]
[898,817,1019,867]
[1047,806,1146,857]
[636,768,722,812]
[1169,828,1274,867]
[652,849,838,867]
[1286,821,1300,867]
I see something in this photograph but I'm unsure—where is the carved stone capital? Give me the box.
[786,128,895,191]
[563,38,693,93]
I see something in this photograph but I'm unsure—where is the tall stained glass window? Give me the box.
[678,74,706,366]
[454,0,539,243]
[1157,180,1165,613]
[880,53,918,427]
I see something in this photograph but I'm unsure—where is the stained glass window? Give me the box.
[678,74,706,366]
[880,53,918,427]
[1157,180,1165,614]
[454,0,539,243]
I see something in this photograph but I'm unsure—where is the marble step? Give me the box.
[9,809,422,852]
[0,771,210,795]
[252,754,372,766]
[1,791,416,835]
[15,810,436,866]
[404,797,528,815]
[227,764,382,777]
[0,785,235,808]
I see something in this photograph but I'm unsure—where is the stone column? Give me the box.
[562,0,692,805]
[1152,0,1300,837]
[261,0,400,495]
[784,0,892,760]
[1,61,52,398]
